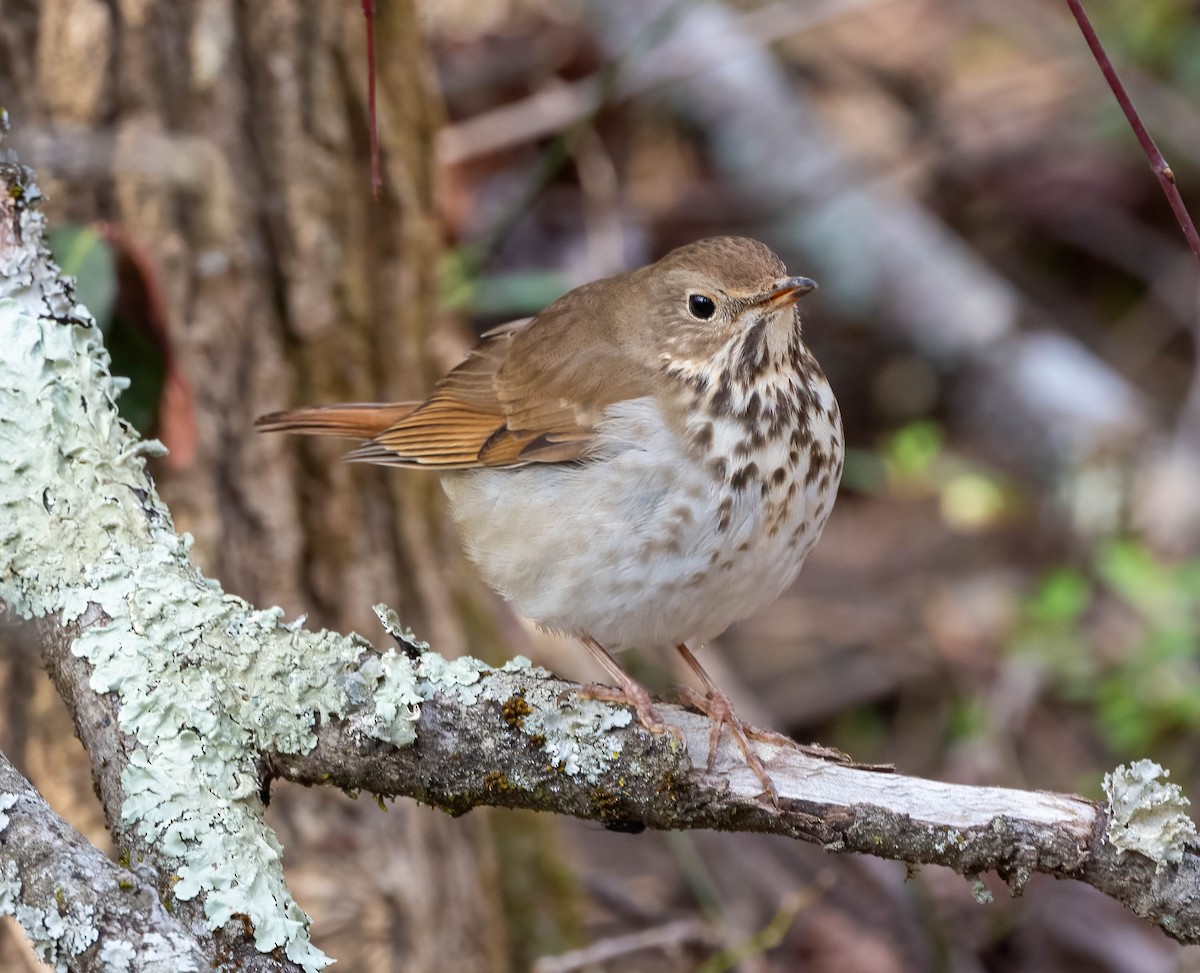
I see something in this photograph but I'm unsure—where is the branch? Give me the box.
[0,750,209,972]
[1065,0,1200,265]
[267,672,1200,943]
[1,147,1200,971]
[360,0,382,197]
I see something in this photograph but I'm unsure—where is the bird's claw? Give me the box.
[575,683,687,746]
[676,684,781,807]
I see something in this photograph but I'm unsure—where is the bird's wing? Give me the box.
[350,294,656,469]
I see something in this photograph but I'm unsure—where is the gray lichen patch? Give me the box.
[8,892,100,970]
[0,857,19,917]
[1104,760,1199,872]
[0,837,103,973]
[1,795,92,971]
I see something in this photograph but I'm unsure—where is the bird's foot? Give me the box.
[577,682,686,746]
[578,681,666,732]
[676,684,780,807]
[574,633,685,744]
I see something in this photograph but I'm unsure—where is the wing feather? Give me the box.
[259,281,659,469]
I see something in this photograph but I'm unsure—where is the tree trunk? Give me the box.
[1,3,511,969]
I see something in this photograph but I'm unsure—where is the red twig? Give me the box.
[362,0,382,198]
[1065,0,1200,265]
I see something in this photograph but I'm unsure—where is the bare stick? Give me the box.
[361,0,382,197]
[1065,0,1200,264]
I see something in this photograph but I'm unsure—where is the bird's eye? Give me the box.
[688,294,716,320]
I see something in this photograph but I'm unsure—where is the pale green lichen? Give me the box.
[98,939,138,971]
[0,793,15,832]
[477,666,634,781]
[0,801,23,950]
[142,932,202,968]
[351,647,423,748]
[373,602,430,656]
[529,698,634,778]
[25,901,99,966]
[967,874,993,905]
[0,858,19,916]
[417,653,493,705]
[1104,759,1199,873]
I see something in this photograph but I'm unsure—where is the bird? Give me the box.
[257,236,844,802]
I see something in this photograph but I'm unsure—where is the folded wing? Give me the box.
[257,297,655,469]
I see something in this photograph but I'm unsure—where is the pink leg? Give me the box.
[576,634,669,734]
[675,643,781,805]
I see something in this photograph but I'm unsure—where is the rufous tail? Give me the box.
[255,403,419,440]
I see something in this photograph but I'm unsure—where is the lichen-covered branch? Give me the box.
[2,151,1200,973]
[268,671,1200,945]
[0,751,208,972]
[0,161,366,972]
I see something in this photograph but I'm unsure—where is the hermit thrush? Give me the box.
[257,237,844,802]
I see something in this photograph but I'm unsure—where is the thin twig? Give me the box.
[1065,0,1200,265]
[531,918,716,973]
[361,0,382,197]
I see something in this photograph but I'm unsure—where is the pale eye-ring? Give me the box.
[688,293,716,320]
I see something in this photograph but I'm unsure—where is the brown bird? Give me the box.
[257,237,844,801]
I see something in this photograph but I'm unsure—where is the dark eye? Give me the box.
[688,293,716,320]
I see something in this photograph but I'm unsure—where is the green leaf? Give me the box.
[1098,540,1168,614]
[885,420,942,480]
[1029,569,1091,626]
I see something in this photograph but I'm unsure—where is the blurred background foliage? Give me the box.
[7,0,1200,969]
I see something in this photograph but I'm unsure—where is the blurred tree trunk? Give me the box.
[0,2,513,970]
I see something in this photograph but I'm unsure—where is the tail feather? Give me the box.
[255,402,419,440]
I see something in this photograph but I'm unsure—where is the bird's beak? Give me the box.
[760,276,818,308]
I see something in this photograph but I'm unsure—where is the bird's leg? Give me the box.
[674,643,781,805]
[575,634,670,735]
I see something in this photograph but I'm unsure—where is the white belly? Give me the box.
[442,397,840,650]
